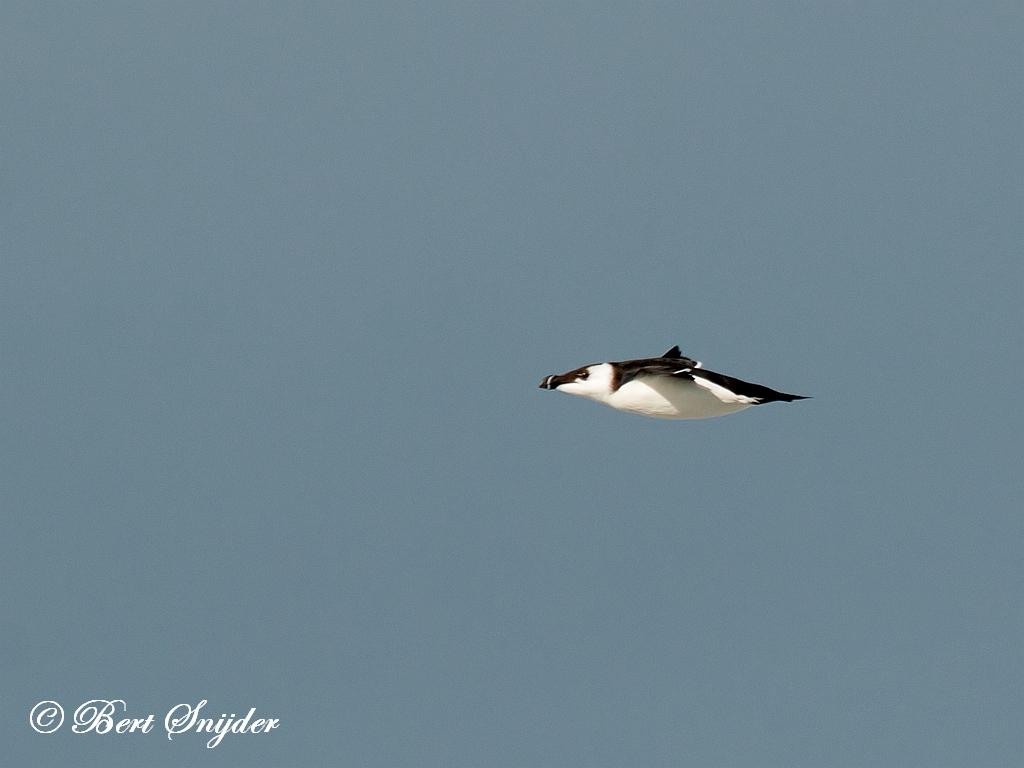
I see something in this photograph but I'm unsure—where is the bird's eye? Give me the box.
[578,371,589,380]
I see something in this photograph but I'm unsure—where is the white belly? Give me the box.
[605,377,752,419]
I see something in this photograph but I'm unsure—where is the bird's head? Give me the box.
[539,363,613,400]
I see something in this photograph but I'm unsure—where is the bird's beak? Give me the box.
[540,373,572,389]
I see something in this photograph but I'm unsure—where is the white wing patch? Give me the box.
[692,374,760,405]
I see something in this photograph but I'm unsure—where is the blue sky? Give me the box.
[3,4,1021,765]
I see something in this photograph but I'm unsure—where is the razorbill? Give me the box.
[540,346,808,420]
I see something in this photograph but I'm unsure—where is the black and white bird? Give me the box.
[540,346,808,420]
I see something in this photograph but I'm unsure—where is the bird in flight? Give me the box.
[540,346,808,420]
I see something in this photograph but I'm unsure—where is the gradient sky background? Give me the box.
[2,3,1021,766]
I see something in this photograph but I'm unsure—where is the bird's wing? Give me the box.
[689,371,761,404]
[686,368,807,404]
[616,355,700,387]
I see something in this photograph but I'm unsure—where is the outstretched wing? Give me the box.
[686,369,809,404]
